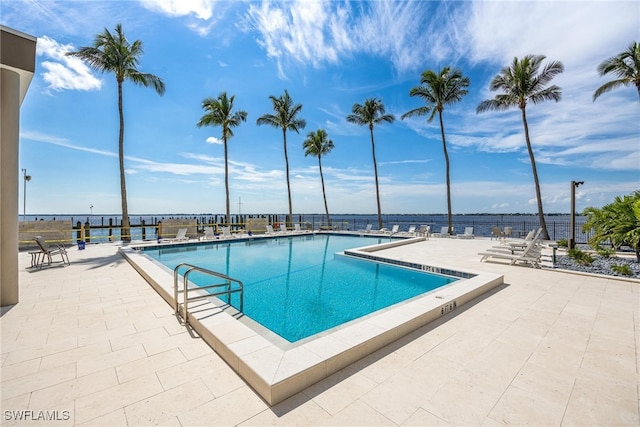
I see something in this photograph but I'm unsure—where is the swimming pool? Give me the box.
[142,234,457,342]
[123,233,504,404]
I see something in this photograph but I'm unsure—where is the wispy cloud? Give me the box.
[244,0,449,78]
[36,36,102,93]
[139,0,224,36]
[205,136,222,145]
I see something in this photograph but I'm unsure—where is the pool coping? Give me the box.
[120,234,504,405]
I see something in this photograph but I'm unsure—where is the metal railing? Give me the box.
[173,263,244,325]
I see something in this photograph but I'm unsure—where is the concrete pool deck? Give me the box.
[2,237,639,426]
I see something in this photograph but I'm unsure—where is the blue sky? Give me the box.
[3,0,639,216]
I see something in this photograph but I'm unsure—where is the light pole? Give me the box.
[569,180,584,250]
[21,168,31,221]
[90,204,94,216]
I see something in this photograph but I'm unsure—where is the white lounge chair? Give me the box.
[457,227,474,239]
[358,224,373,234]
[220,226,234,239]
[418,225,430,239]
[202,227,215,240]
[266,225,275,235]
[386,224,400,235]
[294,223,303,233]
[161,228,188,242]
[479,239,542,268]
[279,224,289,234]
[432,226,450,238]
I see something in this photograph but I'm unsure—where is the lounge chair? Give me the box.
[34,236,70,268]
[358,224,373,234]
[293,223,303,233]
[386,224,400,235]
[501,227,542,248]
[417,225,430,239]
[266,225,275,235]
[161,228,188,242]
[432,226,450,238]
[406,225,416,236]
[220,226,234,239]
[279,224,289,234]
[202,227,216,240]
[457,227,474,239]
[478,239,542,268]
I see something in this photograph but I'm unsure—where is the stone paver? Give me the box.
[1,239,638,426]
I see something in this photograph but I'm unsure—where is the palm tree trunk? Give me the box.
[438,111,453,235]
[117,80,130,242]
[282,129,293,228]
[521,108,550,240]
[370,125,383,230]
[318,156,331,227]
[224,137,230,224]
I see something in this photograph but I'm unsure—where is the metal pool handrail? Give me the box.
[173,263,244,325]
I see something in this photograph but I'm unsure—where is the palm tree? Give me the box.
[477,55,564,240]
[401,67,470,235]
[197,92,247,224]
[67,24,165,242]
[346,98,395,230]
[583,192,640,261]
[593,41,640,102]
[256,90,306,228]
[303,129,335,227]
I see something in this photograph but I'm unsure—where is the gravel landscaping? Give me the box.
[554,248,640,279]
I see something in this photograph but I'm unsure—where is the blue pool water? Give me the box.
[143,234,456,342]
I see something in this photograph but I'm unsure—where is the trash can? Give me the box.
[77,241,86,250]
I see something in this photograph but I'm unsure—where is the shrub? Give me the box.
[557,239,568,247]
[595,246,616,258]
[568,248,595,265]
[611,264,632,276]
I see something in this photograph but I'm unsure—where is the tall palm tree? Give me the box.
[303,129,335,227]
[346,98,395,230]
[256,90,306,227]
[593,41,640,102]
[477,55,563,240]
[401,67,470,235]
[197,92,247,224]
[67,24,165,242]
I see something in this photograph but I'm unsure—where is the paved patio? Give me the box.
[1,237,638,426]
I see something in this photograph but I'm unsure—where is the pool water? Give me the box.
[143,234,456,342]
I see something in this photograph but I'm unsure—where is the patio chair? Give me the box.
[457,227,475,239]
[202,227,216,240]
[34,236,70,268]
[266,225,275,235]
[386,224,400,235]
[432,226,450,238]
[220,226,234,239]
[161,228,188,242]
[358,224,373,233]
[491,227,503,240]
[478,239,542,268]
[417,225,431,239]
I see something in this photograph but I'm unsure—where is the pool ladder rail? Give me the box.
[173,263,244,325]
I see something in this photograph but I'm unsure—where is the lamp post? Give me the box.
[569,180,584,250]
[21,168,31,221]
[90,204,94,216]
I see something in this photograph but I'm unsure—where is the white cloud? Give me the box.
[139,0,214,20]
[36,36,102,92]
[206,136,222,145]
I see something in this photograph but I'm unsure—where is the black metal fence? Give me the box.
[68,214,590,244]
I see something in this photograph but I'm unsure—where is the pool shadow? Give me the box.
[267,282,510,416]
